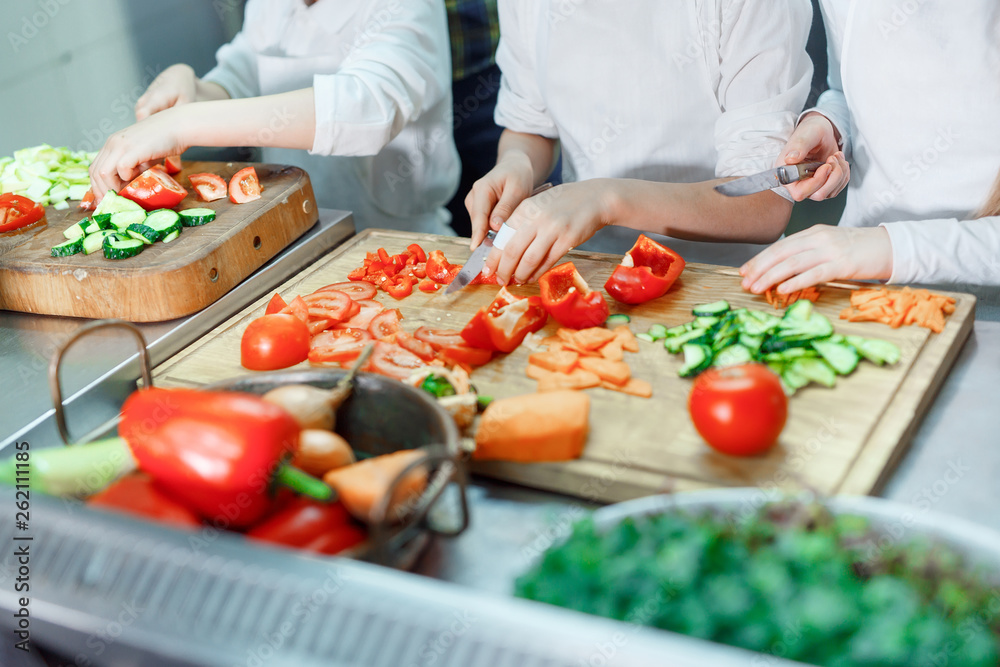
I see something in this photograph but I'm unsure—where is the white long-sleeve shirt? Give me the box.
[493,0,813,263]
[204,0,460,235]
[814,0,1000,287]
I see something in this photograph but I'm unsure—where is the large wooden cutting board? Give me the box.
[152,230,976,502]
[0,161,317,321]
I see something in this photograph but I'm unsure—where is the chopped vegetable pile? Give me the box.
[348,245,496,299]
[516,501,1000,667]
[841,286,955,333]
[763,285,821,310]
[0,144,94,210]
[645,299,900,395]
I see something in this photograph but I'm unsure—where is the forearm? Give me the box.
[497,130,557,186]
[180,89,316,151]
[606,179,793,244]
[195,78,231,103]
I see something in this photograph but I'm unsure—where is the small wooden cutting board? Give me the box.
[0,161,317,322]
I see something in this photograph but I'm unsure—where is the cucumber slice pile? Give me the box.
[50,195,220,261]
[644,300,902,395]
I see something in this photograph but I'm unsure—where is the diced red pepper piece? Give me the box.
[604,234,686,305]
[538,262,609,329]
[384,275,416,300]
[459,287,548,353]
[407,243,427,263]
[418,278,440,293]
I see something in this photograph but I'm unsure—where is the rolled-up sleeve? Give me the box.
[882,218,1000,286]
[714,0,813,194]
[203,30,261,100]
[493,0,558,139]
[804,0,852,157]
[310,0,452,157]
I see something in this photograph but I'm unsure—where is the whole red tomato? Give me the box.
[241,313,310,370]
[688,364,787,456]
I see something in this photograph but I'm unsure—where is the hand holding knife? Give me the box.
[714,162,825,197]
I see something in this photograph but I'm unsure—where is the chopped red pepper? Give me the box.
[88,474,202,528]
[246,495,366,556]
[119,388,332,528]
[418,278,440,293]
[426,250,461,284]
[0,194,46,233]
[604,234,686,305]
[384,275,416,299]
[438,344,493,368]
[460,287,548,353]
[407,243,428,263]
[538,262,610,330]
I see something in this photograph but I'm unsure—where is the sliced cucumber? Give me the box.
[126,223,161,244]
[665,324,689,338]
[110,210,147,232]
[781,366,810,395]
[162,229,181,243]
[739,333,764,352]
[605,314,631,327]
[92,213,113,226]
[179,208,217,226]
[782,298,814,322]
[679,343,713,378]
[664,328,709,354]
[791,357,837,388]
[103,235,145,260]
[83,218,116,234]
[82,230,116,255]
[647,324,668,341]
[846,336,901,366]
[145,209,181,230]
[50,237,84,257]
[93,190,144,217]
[713,344,753,368]
[695,316,721,329]
[812,340,860,375]
[692,301,730,317]
[62,220,87,240]
[635,332,656,343]
[778,312,834,339]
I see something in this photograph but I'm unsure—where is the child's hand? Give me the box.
[89,108,190,199]
[466,152,535,250]
[135,64,200,121]
[740,225,893,294]
[483,180,618,285]
[780,113,850,202]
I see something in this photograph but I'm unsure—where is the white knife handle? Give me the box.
[492,223,517,251]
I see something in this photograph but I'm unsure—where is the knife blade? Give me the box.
[445,183,555,295]
[714,162,824,197]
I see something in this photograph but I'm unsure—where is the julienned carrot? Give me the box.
[839,286,955,333]
[764,286,821,310]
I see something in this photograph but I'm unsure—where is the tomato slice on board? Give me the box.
[307,318,335,335]
[229,166,262,204]
[120,167,188,211]
[241,313,310,370]
[368,309,402,339]
[0,194,45,233]
[301,290,353,323]
[308,328,373,365]
[395,332,436,361]
[280,295,310,324]
[163,155,183,174]
[438,344,492,368]
[413,327,465,351]
[336,299,384,331]
[316,281,377,301]
[265,293,288,315]
[367,341,425,380]
[188,172,227,202]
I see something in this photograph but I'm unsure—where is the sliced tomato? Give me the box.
[307,318,335,335]
[229,166,262,204]
[413,327,465,351]
[396,332,436,361]
[0,194,45,233]
[163,155,183,174]
[336,299,384,330]
[439,344,492,368]
[241,314,310,370]
[280,295,309,324]
[120,167,188,211]
[308,328,372,365]
[367,341,425,380]
[301,290,353,323]
[188,172,227,202]
[368,309,402,339]
[78,188,97,210]
[316,281,377,301]
[265,293,288,315]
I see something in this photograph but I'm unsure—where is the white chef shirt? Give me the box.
[493,0,813,263]
[814,0,1000,287]
[204,0,460,235]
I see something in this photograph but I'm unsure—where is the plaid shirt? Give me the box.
[445,0,500,81]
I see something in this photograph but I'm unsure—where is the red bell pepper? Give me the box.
[88,474,202,529]
[119,388,332,528]
[426,250,461,284]
[247,495,367,556]
[460,287,548,353]
[384,275,416,299]
[604,234,686,305]
[0,194,46,233]
[537,262,610,329]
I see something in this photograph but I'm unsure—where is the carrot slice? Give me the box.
[570,327,618,351]
[612,326,639,353]
[537,368,601,392]
[599,339,625,361]
[578,357,631,386]
[323,450,428,524]
[601,378,653,398]
[529,349,580,374]
[526,364,553,381]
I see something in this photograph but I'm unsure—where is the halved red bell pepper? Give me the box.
[460,287,548,353]
[604,234,686,305]
[119,388,332,528]
[246,495,366,556]
[88,474,202,529]
[538,262,609,329]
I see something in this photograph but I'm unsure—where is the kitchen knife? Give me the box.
[714,162,825,197]
[445,183,554,295]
